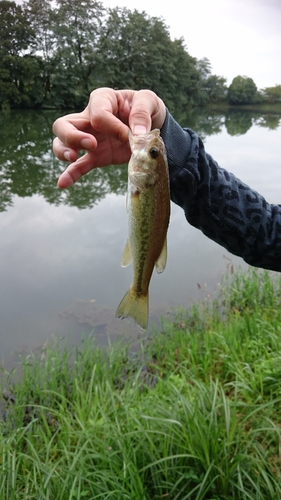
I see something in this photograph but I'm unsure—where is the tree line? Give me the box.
[1,0,281,113]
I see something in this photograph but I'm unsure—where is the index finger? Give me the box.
[52,113,97,151]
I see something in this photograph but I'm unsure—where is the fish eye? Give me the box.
[149,147,160,159]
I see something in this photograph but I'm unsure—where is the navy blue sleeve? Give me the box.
[160,109,281,272]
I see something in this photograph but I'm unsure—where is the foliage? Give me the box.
[260,84,281,104]
[195,58,228,106]
[49,0,105,108]
[227,75,258,105]
[5,0,281,111]
[89,7,200,113]
[1,0,204,110]
[0,0,36,108]
[1,268,281,498]
[205,74,228,103]
[0,0,33,56]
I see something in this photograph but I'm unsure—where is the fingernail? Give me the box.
[81,138,93,149]
[133,125,147,135]
[63,151,71,161]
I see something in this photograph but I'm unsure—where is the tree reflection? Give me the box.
[0,107,280,212]
[224,110,253,136]
[0,109,127,212]
[176,107,225,141]
[177,107,281,138]
[254,114,281,130]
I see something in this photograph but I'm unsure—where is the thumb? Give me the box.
[128,90,158,135]
[132,124,148,135]
[129,104,152,136]
[129,90,166,135]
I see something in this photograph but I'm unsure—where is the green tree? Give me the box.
[205,75,228,103]
[260,85,281,104]
[50,0,105,108]
[0,0,34,108]
[96,8,165,89]
[194,57,211,105]
[194,58,227,105]
[96,8,199,114]
[23,0,58,104]
[227,75,257,105]
[0,0,33,56]
[196,57,212,81]
[169,37,199,114]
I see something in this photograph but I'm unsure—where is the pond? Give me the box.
[0,106,281,368]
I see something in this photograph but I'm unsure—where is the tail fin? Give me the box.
[116,288,148,329]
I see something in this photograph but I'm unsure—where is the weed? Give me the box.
[1,268,281,499]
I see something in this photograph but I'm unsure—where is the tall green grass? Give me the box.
[1,268,281,499]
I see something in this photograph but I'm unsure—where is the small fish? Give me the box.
[116,129,170,329]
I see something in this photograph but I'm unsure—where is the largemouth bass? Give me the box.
[116,129,170,329]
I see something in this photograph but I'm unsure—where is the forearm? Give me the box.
[160,110,281,272]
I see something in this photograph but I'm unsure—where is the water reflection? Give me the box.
[0,106,280,369]
[176,106,281,139]
[0,107,280,212]
[0,109,127,212]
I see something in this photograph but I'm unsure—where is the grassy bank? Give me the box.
[1,268,281,499]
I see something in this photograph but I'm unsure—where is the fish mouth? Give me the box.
[129,129,161,150]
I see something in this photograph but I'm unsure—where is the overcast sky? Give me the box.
[101,0,281,89]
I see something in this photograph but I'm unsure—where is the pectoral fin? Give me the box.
[155,238,167,274]
[121,238,132,267]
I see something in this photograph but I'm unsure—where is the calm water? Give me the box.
[0,107,281,367]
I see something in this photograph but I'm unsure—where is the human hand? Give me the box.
[52,87,166,188]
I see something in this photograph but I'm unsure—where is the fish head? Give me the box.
[128,129,168,191]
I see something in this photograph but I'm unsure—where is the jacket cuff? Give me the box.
[160,109,192,180]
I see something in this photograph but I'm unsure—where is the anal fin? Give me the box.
[155,238,167,274]
[121,238,132,268]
